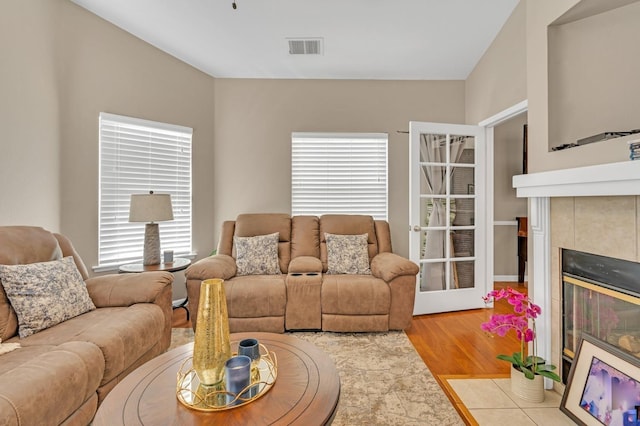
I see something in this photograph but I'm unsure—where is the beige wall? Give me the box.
[213,79,466,257]
[2,1,217,287]
[548,2,640,152]
[493,114,528,276]
[465,0,527,125]
[464,1,528,279]
[0,0,60,230]
[56,1,217,273]
[524,0,640,173]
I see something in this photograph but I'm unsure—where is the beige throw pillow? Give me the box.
[234,232,281,276]
[0,256,96,338]
[325,233,371,275]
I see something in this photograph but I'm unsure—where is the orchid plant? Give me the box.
[481,287,561,382]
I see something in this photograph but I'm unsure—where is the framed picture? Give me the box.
[467,183,475,195]
[561,334,640,426]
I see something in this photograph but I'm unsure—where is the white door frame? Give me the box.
[477,100,528,296]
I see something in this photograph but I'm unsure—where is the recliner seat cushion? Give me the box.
[12,304,165,385]
[0,341,104,426]
[321,275,390,315]
[225,276,286,318]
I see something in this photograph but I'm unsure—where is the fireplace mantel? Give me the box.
[512,160,640,198]
[510,159,640,389]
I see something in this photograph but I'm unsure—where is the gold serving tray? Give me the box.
[176,343,277,412]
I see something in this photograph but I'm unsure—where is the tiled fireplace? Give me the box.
[513,160,640,392]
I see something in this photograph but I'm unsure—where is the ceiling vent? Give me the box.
[287,38,323,55]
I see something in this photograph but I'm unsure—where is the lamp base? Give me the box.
[143,223,161,265]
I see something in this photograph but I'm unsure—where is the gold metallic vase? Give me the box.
[193,279,231,387]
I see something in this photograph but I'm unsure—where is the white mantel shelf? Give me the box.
[513,160,640,198]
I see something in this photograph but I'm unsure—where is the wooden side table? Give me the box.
[119,258,192,319]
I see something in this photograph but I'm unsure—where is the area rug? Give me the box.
[170,328,463,425]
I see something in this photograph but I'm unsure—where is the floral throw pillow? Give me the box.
[325,233,371,275]
[0,256,96,338]
[234,232,281,276]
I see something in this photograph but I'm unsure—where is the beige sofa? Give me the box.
[186,214,419,333]
[0,226,173,426]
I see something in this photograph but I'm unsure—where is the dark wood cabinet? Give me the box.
[516,217,528,283]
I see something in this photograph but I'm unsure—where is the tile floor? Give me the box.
[446,377,577,425]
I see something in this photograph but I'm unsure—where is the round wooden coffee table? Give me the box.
[93,332,340,425]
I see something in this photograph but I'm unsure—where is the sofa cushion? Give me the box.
[325,233,371,274]
[234,232,281,276]
[322,275,390,315]
[0,257,96,338]
[14,304,165,386]
[233,213,292,273]
[0,287,18,342]
[225,276,286,318]
[291,215,320,259]
[0,341,104,426]
[319,215,378,272]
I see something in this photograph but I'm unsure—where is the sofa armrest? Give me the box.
[288,256,322,274]
[370,252,419,282]
[85,271,173,308]
[85,271,174,350]
[371,253,419,330]
[185,254,237,280]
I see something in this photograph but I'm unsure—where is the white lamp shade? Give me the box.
[129,193,174,223]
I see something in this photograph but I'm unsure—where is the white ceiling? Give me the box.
[70,0,519,80]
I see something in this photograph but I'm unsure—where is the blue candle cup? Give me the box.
[238,338,260,397]
[224,355,251,405]
[238,338,260,362]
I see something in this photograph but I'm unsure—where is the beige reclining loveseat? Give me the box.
[185,213,419,333]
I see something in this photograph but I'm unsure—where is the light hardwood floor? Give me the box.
[405,281,525,377]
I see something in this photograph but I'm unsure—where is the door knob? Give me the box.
[412,225,421,232]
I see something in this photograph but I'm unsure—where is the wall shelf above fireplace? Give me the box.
[512,160,640,198]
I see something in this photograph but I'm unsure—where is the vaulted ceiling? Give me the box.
[71,0,519,80]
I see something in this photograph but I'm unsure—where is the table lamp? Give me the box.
[129,191,174,265]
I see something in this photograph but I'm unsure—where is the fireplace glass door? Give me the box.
[561,249,640,383]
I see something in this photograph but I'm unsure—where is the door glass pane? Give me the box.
[451,260,474,289]
[451,165,474,195]
[420,166,445,195]
[419,198,453,229]
[419,133,447,163]
[451,230,474,258]
[452,197,475,225]
[451,135,475,163]
[420,229,446,260]
[419,262,447,292]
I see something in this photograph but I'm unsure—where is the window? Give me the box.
[291,133,388,220]
[97,112,192,269]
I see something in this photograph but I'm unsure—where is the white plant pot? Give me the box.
[510,365,545,403]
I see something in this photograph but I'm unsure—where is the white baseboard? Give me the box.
[494,275,528,282]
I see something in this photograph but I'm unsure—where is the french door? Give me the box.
[409,122,488,315]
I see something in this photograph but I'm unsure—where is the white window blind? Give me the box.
[292,133,388,220]
[98,112,192,268]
